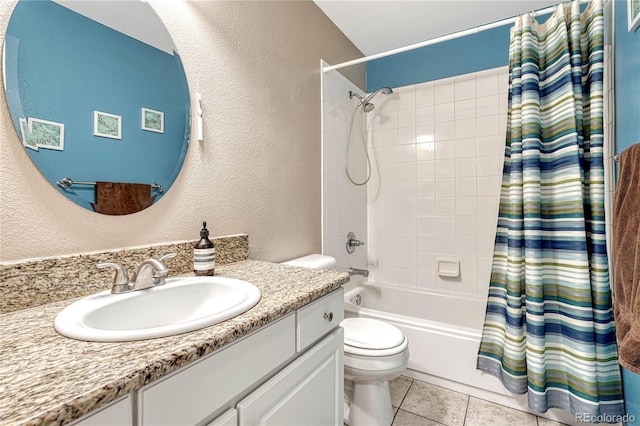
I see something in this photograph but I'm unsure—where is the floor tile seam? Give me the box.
[536,416,567,426]
[416,379,471,426]
[392,377,413,425]
[375,377,565,426]
[397,380,431,421]
[397,378,415,410]
[460,393,472,426]
[408,378,471,426]
[395,408,449,426]
[391,407,400,425]
[467,394,537,417]
[398,402,454,425]
[404,377,566,426]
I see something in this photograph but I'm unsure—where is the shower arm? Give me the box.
[349,91,365,103]
[364,87,392,104]
[349,88,393,105]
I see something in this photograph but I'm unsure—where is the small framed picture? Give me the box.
[141,107,164,133]
[19,118,38,151]
[20,117,65,151]
[94,111,122,139]
[630,0,640,32]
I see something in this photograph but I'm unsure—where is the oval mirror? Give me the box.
[3,0,190,215]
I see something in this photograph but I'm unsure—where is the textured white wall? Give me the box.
[0,0,364,263]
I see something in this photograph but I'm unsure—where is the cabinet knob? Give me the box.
[323,312,334,322]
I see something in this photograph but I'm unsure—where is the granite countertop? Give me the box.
[0,260,349,425]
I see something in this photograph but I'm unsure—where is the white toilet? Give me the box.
[282,254,409,426]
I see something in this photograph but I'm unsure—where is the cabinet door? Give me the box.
[71,396,132,426]
[206,408,237,426]
[237,328,343,426]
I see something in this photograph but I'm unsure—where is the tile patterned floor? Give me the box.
[389,376,567,426]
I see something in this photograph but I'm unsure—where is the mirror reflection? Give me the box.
[3,0,190,215]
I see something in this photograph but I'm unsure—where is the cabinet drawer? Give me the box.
[139,314,295,426]
[296,289,344,352]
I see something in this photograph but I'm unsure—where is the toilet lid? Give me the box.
[342,317,405,350]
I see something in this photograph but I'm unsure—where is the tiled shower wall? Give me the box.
[366,67,509,298]
[323,59,613,299]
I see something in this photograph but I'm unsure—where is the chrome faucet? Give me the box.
[132,258,171,290]
[348,267,369,278]
[97,253,177,294]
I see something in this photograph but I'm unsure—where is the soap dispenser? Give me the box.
[194,221,215,276]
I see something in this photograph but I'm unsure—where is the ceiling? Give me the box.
[313,1,560,57]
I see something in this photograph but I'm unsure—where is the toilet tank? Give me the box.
[281,254,337,270]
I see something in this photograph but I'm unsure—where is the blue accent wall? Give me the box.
[5,0,190,208]
[367,26,510,91]
[366,12,571,91]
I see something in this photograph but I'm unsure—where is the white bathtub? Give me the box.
[344,283,578,425]
[344,283,492,390]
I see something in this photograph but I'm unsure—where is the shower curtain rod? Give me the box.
[323,0,590,73]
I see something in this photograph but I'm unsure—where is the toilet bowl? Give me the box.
[343,317,409,426]
[282,254,409,426]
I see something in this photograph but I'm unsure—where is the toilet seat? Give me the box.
[342,318,408,357]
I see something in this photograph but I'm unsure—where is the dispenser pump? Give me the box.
[194,221,215,276]
[200,222,210,238]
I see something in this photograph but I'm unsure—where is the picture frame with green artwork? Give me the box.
[141,107,164,134]
[19,117,65,151]
[630,0,640,32]
[94,111,122,140]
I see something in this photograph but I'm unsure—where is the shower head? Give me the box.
[349,87,393,113]
[349,91,375,112]
[363,103,375,113]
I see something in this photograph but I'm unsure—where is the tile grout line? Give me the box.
[467,392,546,419]
[395,376,567,426]
[399,378,414,408]
[396,378,454,426]
[461,395,471,426]
[392,378,415,424]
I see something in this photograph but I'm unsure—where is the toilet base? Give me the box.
[344,377,394,426]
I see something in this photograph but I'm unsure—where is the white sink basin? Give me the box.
[54,276,261,342]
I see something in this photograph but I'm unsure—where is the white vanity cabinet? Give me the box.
[69,289,344,426]
[236,328,343,425]
[138,314,297,426]
[133,288,343,426]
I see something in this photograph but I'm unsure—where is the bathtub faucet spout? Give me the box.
[349,267,369,278]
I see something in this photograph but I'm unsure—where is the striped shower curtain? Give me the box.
[476,0,625,419]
